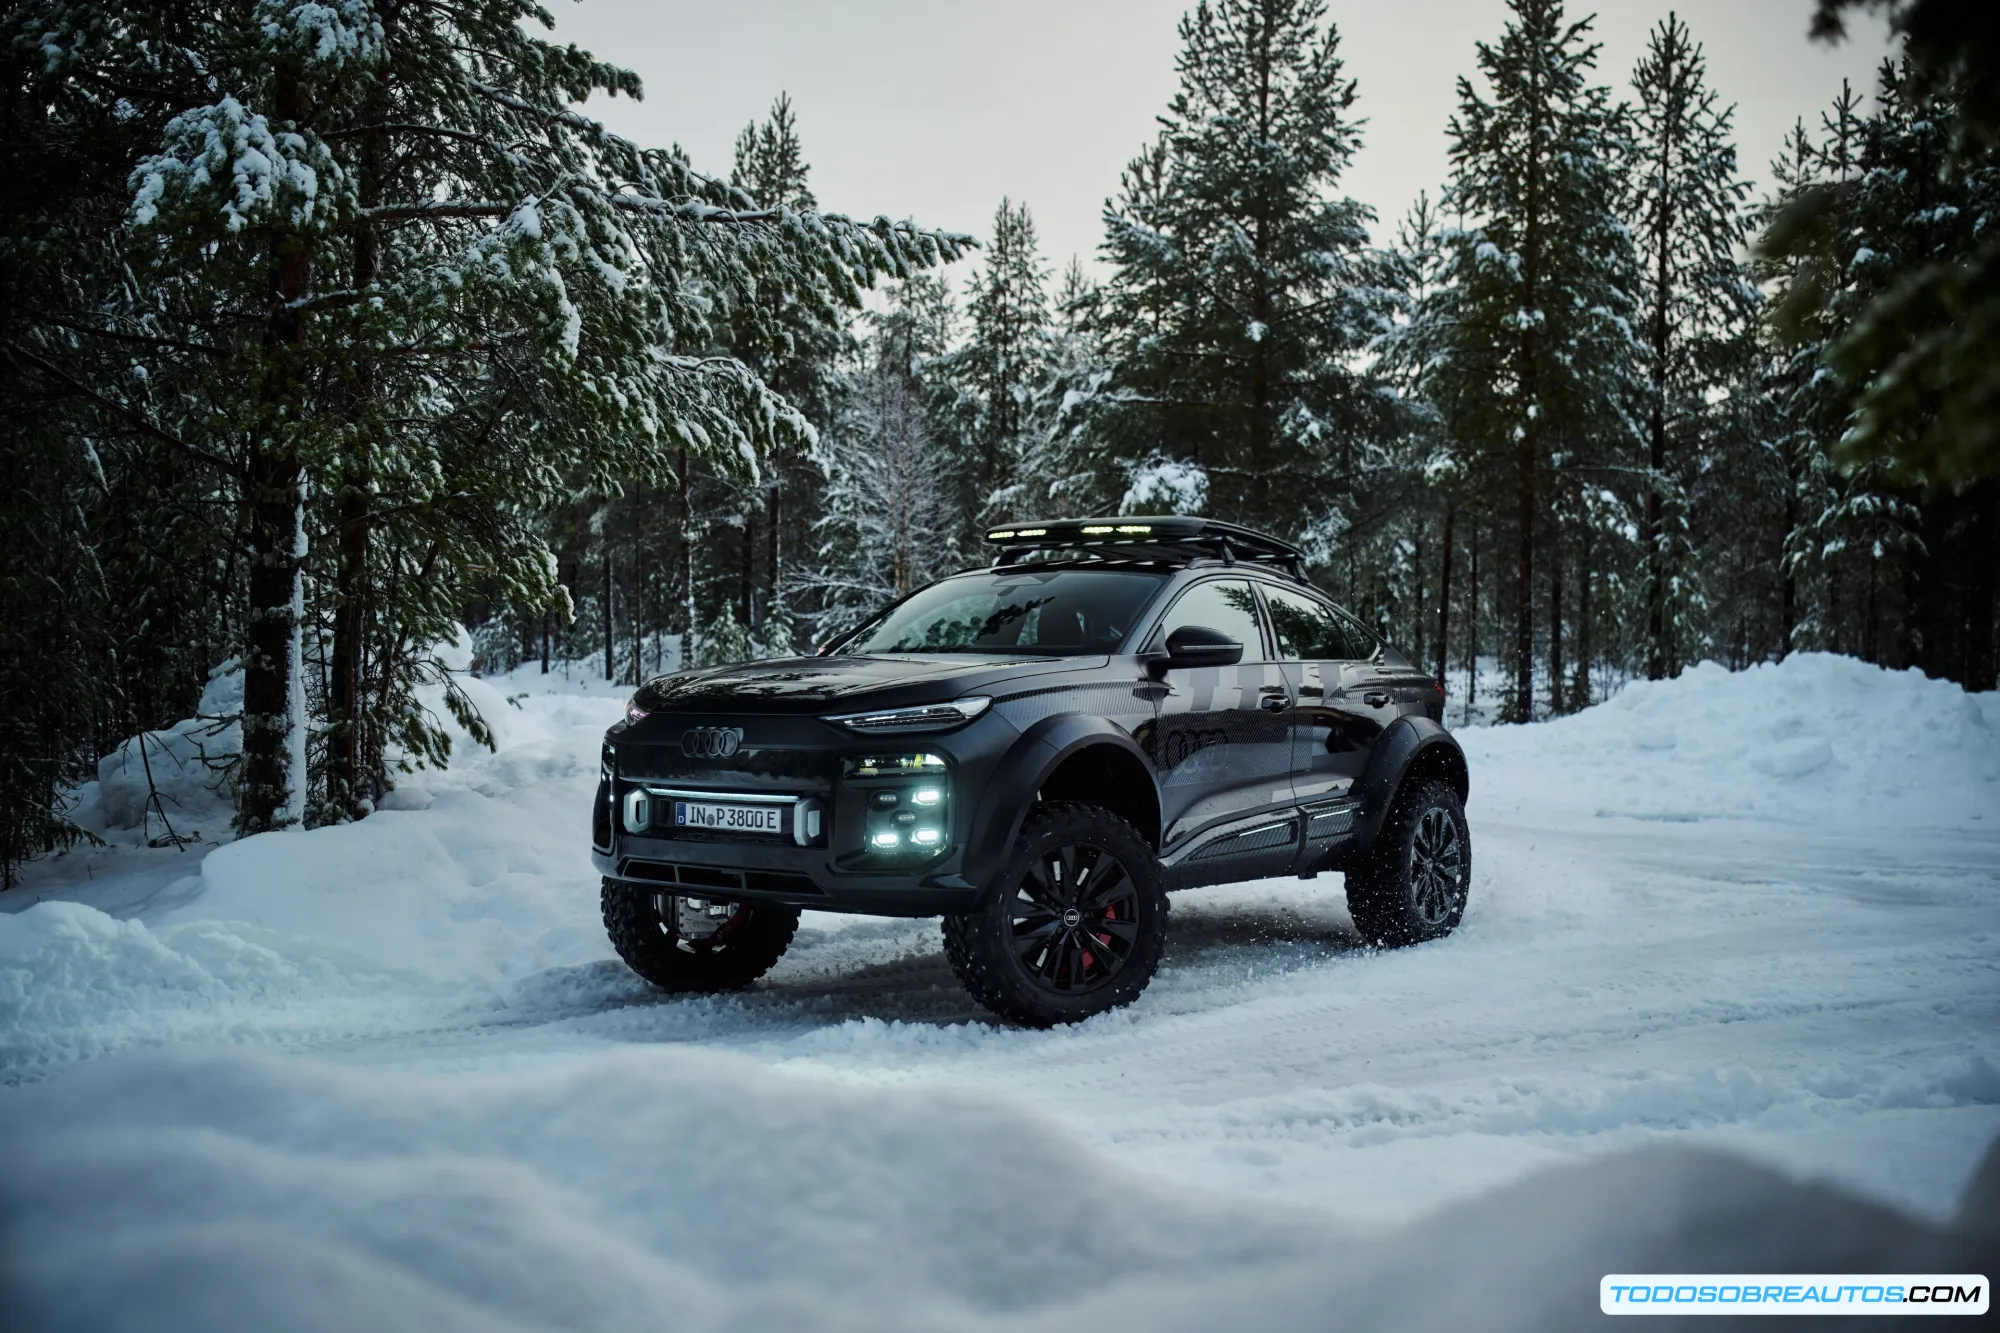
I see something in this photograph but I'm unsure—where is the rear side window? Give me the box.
[1264,585,1376,661]
[1154,579,1267,660]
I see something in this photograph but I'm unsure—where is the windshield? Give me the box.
[842,568,1169,656]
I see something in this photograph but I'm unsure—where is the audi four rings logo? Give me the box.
[681,726,744,759]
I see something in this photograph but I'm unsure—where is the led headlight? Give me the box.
[845,754,952,858]
[827,697,991,733]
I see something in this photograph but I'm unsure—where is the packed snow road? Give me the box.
[3,654,1997,1331]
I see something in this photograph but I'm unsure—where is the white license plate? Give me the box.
[674,800,785,835]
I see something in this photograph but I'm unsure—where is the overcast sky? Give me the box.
[550,0,1896,290]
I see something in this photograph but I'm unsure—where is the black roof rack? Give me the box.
[984,516,1309,582]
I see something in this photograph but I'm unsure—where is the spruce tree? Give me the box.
[63,1,965,833]
[1088,0,1400,541]
[953,198,1052,526]
[1629,13,1757,678]
[1380,191,1463,685]
[799,282,958,642]
[1023,258,1113,518]
[725,92,834,653]
[1802,1,2000,482]
[1433,0,1642,721]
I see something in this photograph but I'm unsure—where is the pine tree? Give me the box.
[1629,13,1757,678]
[1803,0,2000,483]
[1817,60,1977,668]
[954,198,1052,527]
[41,1,966,835]
[1024,258,1113,517]
[1379,191,1462,684]
[1088,0,1401,542]
[799,282,958,642]
[1433,0,1642,721]
[724,92,834,652]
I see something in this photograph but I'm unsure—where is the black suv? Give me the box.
[593,516,1470,1026]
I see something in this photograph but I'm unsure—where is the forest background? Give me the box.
[3,0,1994,881]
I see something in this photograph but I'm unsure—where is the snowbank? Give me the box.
[4,652,1994,1079]
[0,679,624,1075]
[70,662,243,838]
[2,649,1995,1331]
[0,1045,1988,1333]
[1460,653,2000,826]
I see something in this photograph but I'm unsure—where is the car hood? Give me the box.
[630,653,1100,716]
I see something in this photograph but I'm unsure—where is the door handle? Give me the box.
[1259,693,1290,712]
[1362,690,1391,707]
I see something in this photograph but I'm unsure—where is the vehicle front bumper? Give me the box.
[592,708,1025,917]
[590,839,982,916]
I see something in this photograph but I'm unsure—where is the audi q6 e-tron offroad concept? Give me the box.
[593,516,1471,1026]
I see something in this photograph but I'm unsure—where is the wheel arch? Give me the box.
[963,716,1163,902]
[1350,717,1469,856]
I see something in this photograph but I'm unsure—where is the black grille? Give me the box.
[616,741,837,797]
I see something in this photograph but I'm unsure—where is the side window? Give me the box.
[1330,606,1381,661]
[1155,579,1266,661]
[1264,586,1376,661]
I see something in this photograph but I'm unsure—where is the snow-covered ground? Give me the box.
[4,653,1997,1331]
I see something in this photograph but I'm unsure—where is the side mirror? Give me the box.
[1148,625,1244,674]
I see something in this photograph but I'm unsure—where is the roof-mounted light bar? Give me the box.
[981,516,1309,580]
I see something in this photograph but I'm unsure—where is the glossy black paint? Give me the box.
[593,558,1464,917]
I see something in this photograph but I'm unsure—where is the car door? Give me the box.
[1144,577,1298,880]
[1262,584,1396,801]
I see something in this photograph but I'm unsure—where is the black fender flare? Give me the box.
[961,714,1161,904]
[1349,716,1469,857]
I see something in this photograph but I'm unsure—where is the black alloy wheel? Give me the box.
[1409,805,1466,927]
[942,802,1168,1027]
[1008,840,1143,991]
[1345,778,1471,947]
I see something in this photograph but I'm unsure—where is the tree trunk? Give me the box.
[603,548,614,681]
[768,478,783,647]
[1573,523,1593,709]
[1967,480,1998,691]
[1511,51,1544,725]
[237,63,311,836]
[1411,522,1427,670]
[629,545,643,686]
[239,448,305,833]
[1465,516,1480,721]
[1512,444,1536,722]
[1434,502,1455,687]
[741,502,755,632]
[1779,436,1800,659]
[326,106,386,818]
[678,445,695,660]
[1644,70,1676,682]
[1548,510,1565,716]
[1248,15,1274,527]
[1856,556,1872,664]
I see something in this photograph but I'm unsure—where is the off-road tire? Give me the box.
[1345,778,1471,947]
[601,879,799,992]
[942,802,1167,1027]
